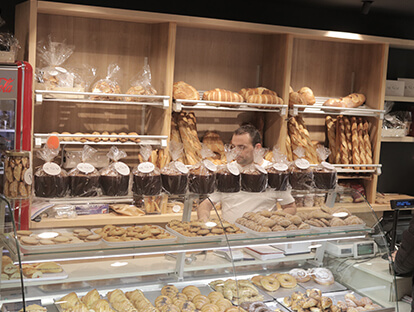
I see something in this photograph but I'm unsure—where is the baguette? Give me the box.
[296,116,319,164]
[343,116,353,164]
[286,135,293,162]
[357,117,367,168]
[177,112,202,165]
[363,119,373,165]
[325,116,337,163]
[350,117,361,170]
[336,116,349,165]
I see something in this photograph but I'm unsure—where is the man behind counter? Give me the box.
[197,124,296,223]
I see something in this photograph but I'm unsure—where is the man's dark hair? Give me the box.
[233,124,262,146]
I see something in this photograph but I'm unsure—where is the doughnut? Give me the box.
[260,276,280,291]
[289,269,311,283]
[309,268,335,286]
[276,274,297,288]
[251,275,264,287]
[269,272,280,279]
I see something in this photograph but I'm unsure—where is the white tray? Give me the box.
[235,223,313,238]
[166,225,247,242]
[2,269,68,284]
[94,225,178,246]
[17,228,103,251]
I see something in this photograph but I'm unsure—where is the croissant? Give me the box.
[200,303,220,312]
[207,292,224,304]
[81,289,100,308]
[182,285,201,301]
[58,292,80,310]
[192,294,210,309]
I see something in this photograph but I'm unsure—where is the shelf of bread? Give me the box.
[35,90,170,108]
[290,97,385,119]
[173,99,288,114]
[33,133,168,148]
[332,164,382,174]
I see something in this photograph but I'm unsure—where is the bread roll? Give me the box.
[35,261,63,273]
[246,94,284,105]
[289,91,305,106]
[239,87,277,100]
[173,81,199,105]
[298,87,316,105]
[323,93,366,108]
[202,88,243,107]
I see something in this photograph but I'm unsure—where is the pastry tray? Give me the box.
[166,225,247,242]
[235,223,313,238]
[93,225,178,246]
[1,269,68,284]
[13,228,103,251]
[265,300,291,312]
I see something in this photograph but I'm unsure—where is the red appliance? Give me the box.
[0,61,33,230]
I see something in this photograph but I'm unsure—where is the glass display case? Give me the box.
[0,187,399,312]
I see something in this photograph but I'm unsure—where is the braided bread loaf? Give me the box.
[350,117,361,170]
[343,116,353,164]
[357,117,367,168]
[363,119,373,165]
[325,116,336,163]
[336,116,349,165]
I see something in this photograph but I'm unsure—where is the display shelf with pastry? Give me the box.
[289,97,385,119]
[33,133,168,148]
[209,279,270,304]
[35,89,170,108]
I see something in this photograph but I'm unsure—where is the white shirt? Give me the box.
[208,160,294,223]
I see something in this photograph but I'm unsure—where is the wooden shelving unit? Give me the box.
[14,0,414,218]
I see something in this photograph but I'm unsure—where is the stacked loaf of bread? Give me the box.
[289,86,316,106]
[325,115,373,169]
[287,116,318,164]
[239,87,283,108]
[323,93,366,108]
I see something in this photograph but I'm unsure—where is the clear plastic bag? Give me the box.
[133,145,162,196]
[313,145,337,190]
[240,147,267,192]
[36,35,75,89]
[215,144,241,193]
[188,144,217,194]
[34,145,69,198]
[266,147,290,191]
[0,32,20,63]
[161,141,188,195]
[68,145,100,197]
[99,146,130,196]
[126,59,157,102]
[289,147,314,191]
[69,64,97,92]
[90,63,122,101]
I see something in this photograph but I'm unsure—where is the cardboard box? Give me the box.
[398,78,414,96]
[386,80,405,96]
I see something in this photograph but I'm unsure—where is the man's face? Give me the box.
[231,133,257,166]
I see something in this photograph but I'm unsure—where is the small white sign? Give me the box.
[294,158,310,170]
[77,162,95,174]
[43,162,61,176]
[138,162,155,174]
[175,161,189,174]
[227,162,240,176]
[24,169,33,185]
[203,159,217,172]
[255,164,268,174]
[115,162,130,175]
[273,163,288,172]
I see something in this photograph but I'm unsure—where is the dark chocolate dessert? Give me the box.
[241,170,267,192]
[100,173,129,196]
[188,166,215,194]
[216,171,240,193]
[161,173,188,195]
[267,167,289,191]
[133,173,162,196]
[314,170,337,190]
[289,169,313,190]
[34,173,69,197]
[69,173,100,197]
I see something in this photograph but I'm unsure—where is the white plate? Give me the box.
[166,225,247,242]
[2,269,68,284]
[94,225,178,246]
[235,223,313,238]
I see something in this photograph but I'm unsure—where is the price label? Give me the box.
[273,163,288,172]
[294,158,310,170]
[24,169,33,185]
[172,205,182,213]
[174,161,189,174]
[255,164,268,174]
[115,162,130,175]
[227,162,240,176]
[203,159,217,172]
[138,162,155,174]
[77,162,95,174]
[43,162,62,176]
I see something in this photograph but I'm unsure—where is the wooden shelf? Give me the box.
[384,95,414,103]
[381,136,414,143]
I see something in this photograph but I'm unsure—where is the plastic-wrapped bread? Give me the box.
[350,117,361,170]
[325,116,337,163]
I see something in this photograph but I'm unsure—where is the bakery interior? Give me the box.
[1,0,414,312]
